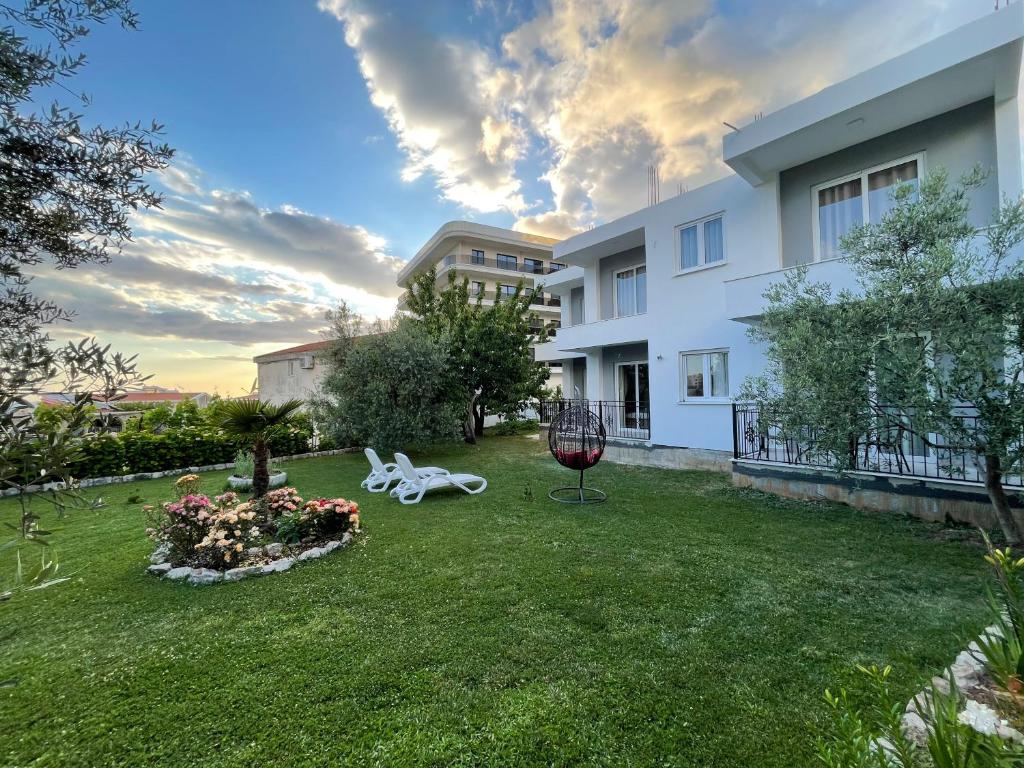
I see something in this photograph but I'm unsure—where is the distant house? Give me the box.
[36,389,210,431]
[39,389,209,410]
[253,340,333,407]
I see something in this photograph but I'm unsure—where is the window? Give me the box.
[679,350,729,400]
[471,249,485,265]
[498,284,517,297]
[470,281,484,296]
[614,264,647,317]
[549,262,565,271]
[677,213,725,272]
[523,257,543,274]
[497,253,517,270]
[287,360,295,376]
[814,154,921,261]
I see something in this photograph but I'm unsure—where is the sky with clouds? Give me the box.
[42,0,990,394]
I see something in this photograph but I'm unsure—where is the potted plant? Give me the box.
[227,449,287,491]
[216,399,304,497]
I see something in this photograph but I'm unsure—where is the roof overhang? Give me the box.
[554,225,645,268]
[723,4,1024,185]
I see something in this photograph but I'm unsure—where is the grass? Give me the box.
[0,436,993,767]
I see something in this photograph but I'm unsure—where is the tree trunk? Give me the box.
[253,438,270,498]
[984,453,1023,546]
[474,403,485,437]
[463,392,479,444]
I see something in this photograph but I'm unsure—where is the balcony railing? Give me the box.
[443,253,565,275]
[732,402,1023,488]
[539,399,650,441]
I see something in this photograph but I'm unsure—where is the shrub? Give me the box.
[145,489,260,569]
[294,498,360,541]
[67,422,315,480]
[490,417,539,436]
[192,500,261,568]
[233,450,255,479]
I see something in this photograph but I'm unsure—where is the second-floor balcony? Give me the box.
[443,252,565,275]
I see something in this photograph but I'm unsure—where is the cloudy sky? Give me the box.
[44,0,988,394]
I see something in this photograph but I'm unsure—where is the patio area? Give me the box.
[0,436,991,766]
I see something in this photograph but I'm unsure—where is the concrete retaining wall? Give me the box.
[602,441,733,472]
[732,460,1024,530]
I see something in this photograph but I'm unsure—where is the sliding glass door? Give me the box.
[617,362,650,435]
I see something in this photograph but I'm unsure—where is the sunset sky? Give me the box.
[43,0,989,395]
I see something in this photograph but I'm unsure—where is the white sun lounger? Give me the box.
[360,448,444,493]
[389,452,488,505]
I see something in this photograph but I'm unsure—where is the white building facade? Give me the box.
[536,6,1024,471]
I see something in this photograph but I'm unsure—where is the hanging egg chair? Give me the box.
[548,404,607,504]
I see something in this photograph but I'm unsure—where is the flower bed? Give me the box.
[145,475,360,585]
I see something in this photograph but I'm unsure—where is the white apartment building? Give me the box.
[397,221,566,391]
[536,6,1024,477]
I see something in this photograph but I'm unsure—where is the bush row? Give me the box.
[67,426,332,479]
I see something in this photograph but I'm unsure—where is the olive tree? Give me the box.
[745,168,1024,544]
[404,267,549,441]
[1,0,171,599]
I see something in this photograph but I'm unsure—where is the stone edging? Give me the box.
[146,532,354,585]
[1,447,361,497]
[901,626,1023,744]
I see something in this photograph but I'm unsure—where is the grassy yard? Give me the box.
[0,435,993,767]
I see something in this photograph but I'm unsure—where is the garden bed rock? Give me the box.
[147,532,354,585]
[901,626,1024,745]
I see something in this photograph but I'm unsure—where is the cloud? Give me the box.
[140,175,403,298]
[33,160,403,355]
[41,274,329,346]
[319,0,527,213]
[320,0,988,237]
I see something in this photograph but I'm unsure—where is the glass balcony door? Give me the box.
[616,361,650,436]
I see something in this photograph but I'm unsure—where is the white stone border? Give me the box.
[146,532,355,585]
[1,447,361,497]
[901,626,1024,745]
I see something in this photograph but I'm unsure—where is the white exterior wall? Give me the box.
[536,9,1024,459]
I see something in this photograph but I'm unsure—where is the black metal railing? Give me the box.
[732,402,1023,487]
[539,399,650,441]
[443,253,565,275]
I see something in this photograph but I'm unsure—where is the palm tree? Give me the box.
[216,399,304,497]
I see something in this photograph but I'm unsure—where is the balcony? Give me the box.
[539,399,650,441]
[723,258,859,322]
[732,402,1023,487]
[443,253,565,276]
[535,311,649,357]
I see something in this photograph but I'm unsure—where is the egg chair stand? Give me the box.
[548,404,607,505]
[548,470,607,504]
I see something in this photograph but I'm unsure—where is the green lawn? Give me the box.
[0,435,992,767]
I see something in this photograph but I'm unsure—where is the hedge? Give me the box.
[67,426,322,480]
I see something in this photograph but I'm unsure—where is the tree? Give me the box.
[313,317,466,453]
[1,0,171,598]
[404,267,549,441]
[215,399,304,498]
[745,167,1024,544]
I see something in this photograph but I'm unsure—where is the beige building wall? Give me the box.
[254,345,329,407]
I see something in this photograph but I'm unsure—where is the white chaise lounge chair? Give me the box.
[389,453,488,505]
[360,448,444,493]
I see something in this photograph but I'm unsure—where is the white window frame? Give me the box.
[287,359,295,376]
[612,263,647,318]
[678,348,730,403]
[811,152,925,263]
[674,212,726,275]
